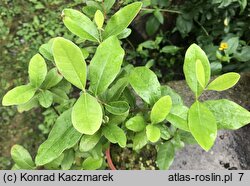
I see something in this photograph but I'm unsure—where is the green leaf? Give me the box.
[146,15,160,36]
[184,44,211,97]
[207,72,240,91]
[11,145,35,169]
[82,157,103,170]
[125,115,146,132]
[161,85,183,105]
[156,142,175,170]
[151,96,172,124]
[41,68,63,89]
[108,111,129,125]
[72,93,103,135]
[103,2,142,39]
[160,46,181,55]
[166,105,189,131]
[146,125,161,143]
[61,150,75,170]
[196,59,206,88]
[39,38,54,61]
[89,36,124,95]
[50,88,69,104]
[188,101,217,151]
[79,131,101,152]
[94,10,104,29]
[28,54,47,88]
[117,28,132,39]
[154,9,164,24]
[17,97,39,113]
[133,130,148,150]
[35,110,81,166]
[2,84,36,106]
[53,37,87,90]
[38,90,53,108]
[102,124,127,148]
[129,67,161,105]
[105,101,129,115]
[204,99,250,130]
[104,0,115,12]
[44,154,64,170]
[106,77,128,102]
[62,9,99,42]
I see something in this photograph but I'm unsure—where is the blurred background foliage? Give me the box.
[0,0,250,169]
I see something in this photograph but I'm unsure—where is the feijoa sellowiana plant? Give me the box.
[2,2,250,170]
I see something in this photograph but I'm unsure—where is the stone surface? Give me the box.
[168,72,250,170]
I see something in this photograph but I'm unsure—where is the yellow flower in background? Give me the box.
[219,42,228,51]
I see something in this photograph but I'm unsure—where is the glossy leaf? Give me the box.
[53,37,87,90]
[188,101,217,151]
[146,125,161,143]
[41,68,63,89]
[79,131,101,152]
[11,145,35,169]
[35,110,81,166]
[166,105,189,131]
[94,10,104,29]
[157,142,175,170]
[105,101,129,115]
[89,36,124,95]
[184,44,210,97]
[106,77,128,101]
[207,72,240,91]
[72,93,102,135]
[102,124,127,148]
[151,96,172,124]
[2,85,36,106]
[125,115,146,132]
[103,2,142,39]
[38,90,53,108]
[204,99,250,129]
[196,59,206,88]
[28,54,47,88]
[62,9,99,42]
[133,130,148,150]
[129,67,161,105]
[82,157,103,170]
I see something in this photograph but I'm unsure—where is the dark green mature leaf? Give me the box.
[160,46,181,55]
[28,54,47,88]
[129,67,161,105]
[146,125,161,143]
[103,2,142,39]
[125,115,146,132]
[204,99,250,129]
[72,93,103,135]
[188,101,217,151]
[53,37,87,90]
[2,84,36,106]
[184,44,210,97]
[154,9,164,24]
[133,130,148,150]
[146,16,160,36]
[62,9,99,42]
[89,36,125,95]
[102,124,127,148]
[166,105,189,131]
[38,90,53,108]
[82,157,103,170]
[207,72,240,91]
[157,142,175,170]
[151,96,172,124]
[79,131,101,152]
[11,145,35,169]
[105,101,129,115]
[41,68,63,89]
[35,110,81,166]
